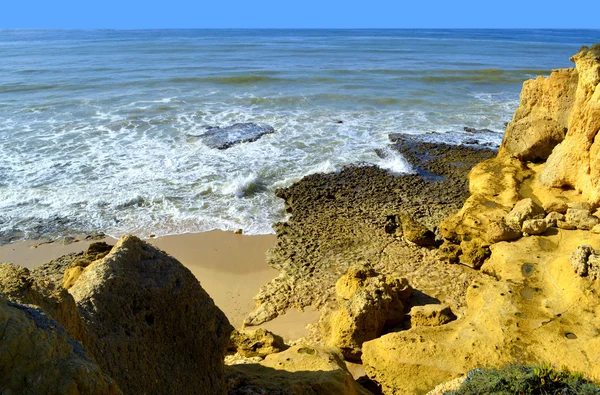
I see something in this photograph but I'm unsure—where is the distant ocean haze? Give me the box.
[1,29,599,242]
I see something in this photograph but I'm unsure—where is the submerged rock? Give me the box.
[195,123,275,150]
[68,235,233,395]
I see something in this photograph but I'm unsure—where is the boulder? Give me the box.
[363,232,600,394]
[570,244,600,280]
[228,328,287,358]
[397,212,436,246]
[0,295,120,394]
[322,266,411,361]
[557,220,577,230]
[504,198,545,230]
[194,123,275,150]
[565,208,600,230]
[545,212,565,227]
[543,200,569,214]
[226,345,371,394]
[0,263,87,343]
[409,304,456,327]
[498,67,577,162]
[485,221,522,243]
[538,51,600,204]
[522,219,548,235]
[68,235,233,395]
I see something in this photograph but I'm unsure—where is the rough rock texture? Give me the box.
[246,139,493,326]
[439,156,533,267]
[363,230,600,394]
[226,345,372,395]
[409,304,456,327]
[62,242,113,289]
[0,262,87,343]
[67,235,233,395]
[193,123,275,150]
[521,219,548,235]
[570,244,600,279]
[0,294,120,394]
[228,328,287,359]
[545,211,565,227]
[505,198,546,230]
[565,208,600,230]
[539,51,600,204]
[320,266,411,361]
[499,68,578,161]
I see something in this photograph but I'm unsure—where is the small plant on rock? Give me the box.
[446,362,600,394]
[579,43,600,59]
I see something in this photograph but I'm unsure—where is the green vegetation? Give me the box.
[579,43,600,59]
[447,363,600,395]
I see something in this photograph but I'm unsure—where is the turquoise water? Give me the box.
[1,29,599,241]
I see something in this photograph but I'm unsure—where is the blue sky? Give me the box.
[2,0,600,28]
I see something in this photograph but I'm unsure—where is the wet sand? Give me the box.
[0,230,320,337]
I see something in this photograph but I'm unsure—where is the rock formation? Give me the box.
[190,122,275,150]
[226,345,372,394]
[0,294,120,394]
[228,328,287,358]
[67,235,233,395]
[1,235,234,395]
[246,141,494,326]
[320,266,411,361]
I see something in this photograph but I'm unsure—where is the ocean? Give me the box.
[1,29,599,242]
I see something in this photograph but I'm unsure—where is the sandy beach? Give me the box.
[0,230,319,336]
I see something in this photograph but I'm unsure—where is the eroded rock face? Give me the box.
[228,328,287,359]
[246,141,494,326]
[68,235,233,395]
[226,345,372,395]
[321,266,411,361]
[363,230,600,394]
[0,263,87,343]
[539,51,600,204]
[0,295,120,394]
[499,68,577,161]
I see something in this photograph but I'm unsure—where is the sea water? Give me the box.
[1,29,599,241]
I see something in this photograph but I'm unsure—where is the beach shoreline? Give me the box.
[0,230,319,336]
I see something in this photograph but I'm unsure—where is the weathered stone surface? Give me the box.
[499,68,577,162]
[505,198,545,230]
[539,51,600,204]
[62,242,113,289]
[409,304,456,327]
[226,345,372,395]
[592,224,600,234]
[322,266,410,361]
[229,328,287,359]
[363,231,600,394]
[194,123,275,150]
[247,140,492,326]
[0,295,120,394]
[565,208,600,230]
[568,201,592,211]
[545,211,565,227]
[439,156,532,266]
[68,235,233,395]
[522,219,548,235]
[0,263,87,343]
[570,244,594,276]
[396,212,436,246]
[543,200,569,214]
[485,220,521,243]
[557,220,577,230]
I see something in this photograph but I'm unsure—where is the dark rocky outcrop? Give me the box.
[67,235,233,395]
[245,138,494,326]
[0,294,120,394]
[193,123,275,150]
